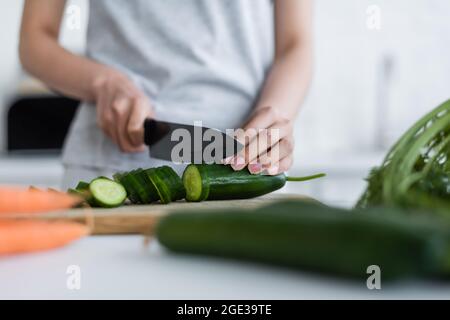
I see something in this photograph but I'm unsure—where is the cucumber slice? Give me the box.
[75,181,90,191]
[160,166,185,201]
[112,173,123,184]
[116,173,141,204]
[145,168,172,204]
[132,169,159,204]
[89,178,127,208]
[144,166,185,204]
[70,181,96,206]
[135,169,159,203]
[183,164,209,202]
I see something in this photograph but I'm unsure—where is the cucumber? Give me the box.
[182,164,325,202]
[89,178,127,208]
[114,167,184,205]
[69,181,95,206]
[75,181,90,191]
[130,169,159,204]
[156,200,449,279]
[128,170,149,204]
[134,169,159,203]
[145,168,172,204]
[114,172,141,204]
[160,166,186,201]
[145,166,185,204]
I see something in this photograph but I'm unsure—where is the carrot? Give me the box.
[0,187,81,214]
[0,220,89,255]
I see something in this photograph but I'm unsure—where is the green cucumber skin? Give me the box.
[185,164,286,201]
[129,170,149,204]
[116,173,141,204]
[145,166,185,204]
[133,169,159,204]
[136,170,159,203]
[157,201,446,279]
[160,166,186,201]
[75,181,90,191]
[146,168,172,204]
[71,181,96,206]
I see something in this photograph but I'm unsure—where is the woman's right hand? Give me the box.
[92,69,154,153]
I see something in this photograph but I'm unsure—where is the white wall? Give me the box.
[290,0,450,205]
[296,0,450,158]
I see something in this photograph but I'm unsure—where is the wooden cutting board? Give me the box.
[6,194,312,235]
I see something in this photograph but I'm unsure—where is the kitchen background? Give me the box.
[0,0,449,207]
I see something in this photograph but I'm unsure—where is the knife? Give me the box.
[143,119,244,164]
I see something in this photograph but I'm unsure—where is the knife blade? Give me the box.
[144,119,243,164]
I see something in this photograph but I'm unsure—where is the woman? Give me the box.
[19,0,312,189]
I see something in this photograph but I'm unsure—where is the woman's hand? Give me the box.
[92,69,154,153]
[19,1,154,154]
[221,0,312,175]
[227,106,295,176]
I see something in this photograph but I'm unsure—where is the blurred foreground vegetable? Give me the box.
[157,200,450,279]
[0,220,89,256]
[0,187,88,256]
[0,187,82,214]
[357,99,450,215]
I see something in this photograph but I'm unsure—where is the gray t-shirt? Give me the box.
[62,0,275,171]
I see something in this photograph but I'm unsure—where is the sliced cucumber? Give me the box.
[146,168,172,204]
[75,181,90,191]
[70,181,95,206]
[136,169,160,203]
[114,167,183,205]
[133,169,159,203]
[89,178,127,208]
[160,166,186,201]
[183,164,209,202]
[117,172,141,204]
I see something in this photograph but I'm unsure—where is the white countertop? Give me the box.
[1,235,449,300]
[0,155,63,188]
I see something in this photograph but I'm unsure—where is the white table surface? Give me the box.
[1,235,449,300]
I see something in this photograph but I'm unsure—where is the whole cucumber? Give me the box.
[156,200,449,279]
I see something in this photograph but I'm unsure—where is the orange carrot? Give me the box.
[0,220,89,255]
[0,187,81,214]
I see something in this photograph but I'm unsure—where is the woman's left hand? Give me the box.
[226,106,295,175]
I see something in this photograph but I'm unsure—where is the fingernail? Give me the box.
[221,156,233,165]
[231,156,246,171]
[267,166,279,175]
[248,163,262,174]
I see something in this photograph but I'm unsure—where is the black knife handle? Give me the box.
[144,119,171,146]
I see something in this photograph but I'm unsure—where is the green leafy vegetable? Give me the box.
[357,99,450,215]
